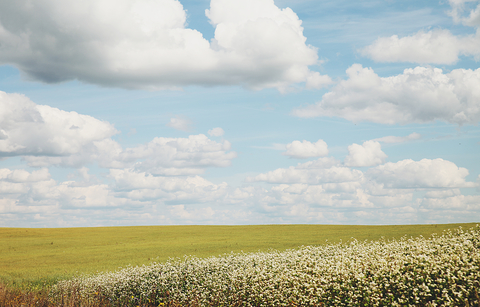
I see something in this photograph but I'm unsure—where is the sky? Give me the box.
[0,0,479,227]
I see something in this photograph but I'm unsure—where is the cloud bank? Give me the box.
[0,91,118,160]
[0,91,236,174]
[0,0,329,91]
[293,65,480,125]
[344,141,387,167]
[283,139,328,159]
[0,108,478,226]
[362,0,480,64]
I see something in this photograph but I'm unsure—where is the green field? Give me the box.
[0,223,477,288]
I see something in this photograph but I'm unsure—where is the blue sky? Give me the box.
[0,0,479,227]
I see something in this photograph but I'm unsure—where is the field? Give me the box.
[0,223,479,306]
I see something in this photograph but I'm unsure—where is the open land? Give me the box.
[1,223,477,287]
[0,223,480,307]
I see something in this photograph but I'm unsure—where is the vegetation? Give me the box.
[52,225,480,306]
[0,223,478,306]
[2,223,477,288]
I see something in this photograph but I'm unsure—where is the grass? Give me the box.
[0,222,477,290]
[51,225,480,306]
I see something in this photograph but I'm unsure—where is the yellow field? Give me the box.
[0,223,477,288]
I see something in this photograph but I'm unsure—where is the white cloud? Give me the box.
[420,195,480,210]
[367,158,476,188]
[448,0,480,27]
[208,127,225,137]
[361,29,480,64]
[170,205,215,220]
[283,139,328,159]
[248,157,363,184]
[110,168,228,202]
[0,166,229,225]
[1,156,478,226]
[166,116,193,132]
[362,1,480,64]
[0,92,237,174]
[424,189,461,198]
[115,134,236,175]
[344,141,387,167]
[55,183,126,208]
[244,150,478,223]
[0,167,134,212]
[305,72,333,89]
[0,0,327,91]
[0,168,50,183]
[292,65,480,125]
[373,132,421,144]
[0,91,119,165]
[295,157,340,169]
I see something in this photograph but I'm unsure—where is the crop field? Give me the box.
[0,223,479,306]
[1,223,477,288]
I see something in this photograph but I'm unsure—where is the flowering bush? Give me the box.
[51,225,480,306]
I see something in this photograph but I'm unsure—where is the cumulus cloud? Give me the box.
[113,134,237,175]
[110,168,228,202]
[0,91,236,173]
[344,141,387,167]
[292,65,480,125]
[1,156,478,226]
[0,165,229,225]
[0,0,328,91]
[448,0,480,27]
[373,133,421,144]
[362,1,480,64]
[166,116,193,132]
[0,168,50,183]
[248,157,363,184]
[246,144,477,221]
[170,205,215,220]
[0,91,118,163]
[367,158,476,188]
[420,195,480,210]
[361,29,480,64]
[250,166,364,185]
[283,139,328,159]
[208,127,225,137]
[0,167,134,211]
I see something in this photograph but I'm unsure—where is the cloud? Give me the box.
[292,64,480,125]
[239,155,478,224]
[367,158,476,188]
[0,91,118,163]
[361,29,480,64]
[0,165,229,224]
[1,156,478,226]
[344,141,387,167]
[0,167,134,211]
[208,127,225,137]
[166,116,193,132]
[283,139,328,159]
[110,169,228,202]
[170,205,215,220]
[305,72,334,89]
[420,195,480,210]
[113,134,237,175]
[0,168,50,183]
[373,133,421,144]
[448,0,480,27]
[361,1,480,64]
[248,157,364,184]
[0,91,236,173]
[0,0,328,91]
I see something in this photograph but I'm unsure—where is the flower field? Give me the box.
[50,225,480,307]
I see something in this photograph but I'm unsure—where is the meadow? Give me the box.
[0,223,479,306]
